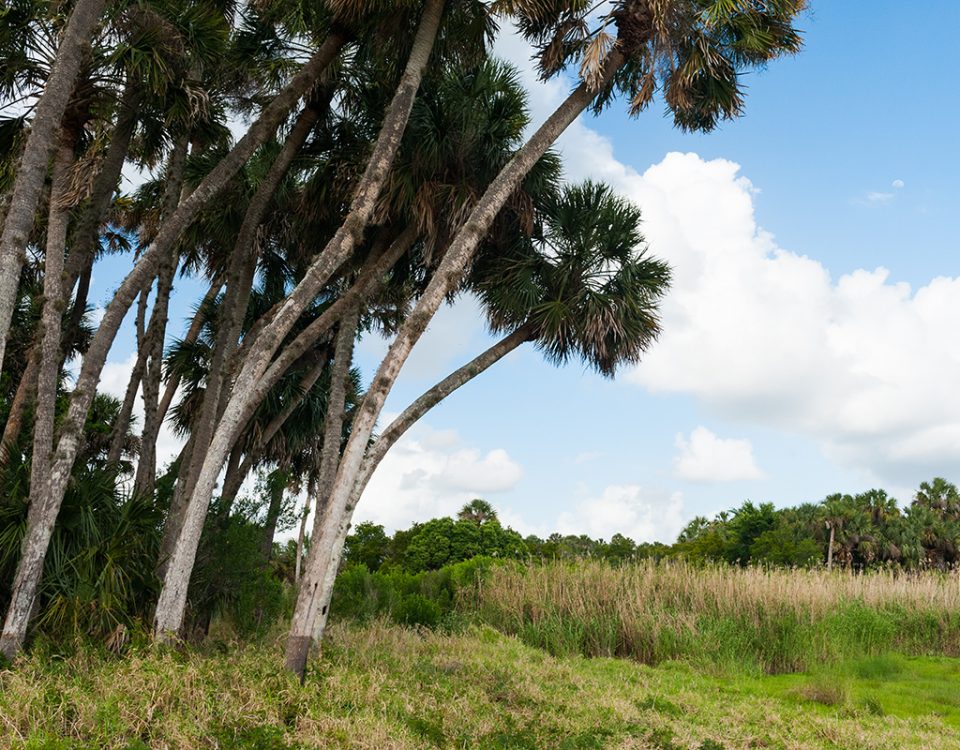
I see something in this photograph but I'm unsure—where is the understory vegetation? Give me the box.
[2,622,959,749]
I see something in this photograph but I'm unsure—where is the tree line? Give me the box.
[0,0,805,678]
[343,481,960,575]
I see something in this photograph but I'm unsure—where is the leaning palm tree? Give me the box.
[287,181,670,671]
[282,0,805,678]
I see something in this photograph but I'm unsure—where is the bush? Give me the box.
[394,594,442,628]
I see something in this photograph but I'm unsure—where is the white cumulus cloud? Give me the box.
[357,424,523,531]
[556,485,686,544]
[604,152,960,485]
[674,426,763,483]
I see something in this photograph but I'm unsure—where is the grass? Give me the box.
[1,622,960,749]
[474,560,960,673]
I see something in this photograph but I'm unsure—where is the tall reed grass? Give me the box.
[472,560,960,673]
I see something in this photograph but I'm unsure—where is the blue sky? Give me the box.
[90,2,960,542]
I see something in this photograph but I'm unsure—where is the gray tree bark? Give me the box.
[156,104,321,577]
[0,72,139,466]
[218,348,332,513]
[282,49,626,679]
[0,0,108,376]
[0,130,76,660]
[283,307,358,677]
[154,0,444,641]
[130,133,191,494]
[27,138,74,512]
[1,33,348,657]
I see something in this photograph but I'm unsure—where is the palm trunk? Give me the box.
[175,226,414,548]
[283,50,626,678]
[295,491,312,585]
[0,0,108,375]
[0,84,139,465]
[283,308,358,677]
[261,472,287,562]
[827,524,835,571]
[105,288,150,466]
[63,82,140,342]
[219,348,332,514]
[352,325,533,503]
[157,103,322,577]
[216,444,244,523]
[0,131,75,659]
[27,137,74,500]
[155,0,444,641]
[174,103,322,514]
[3,34,348,651]
[131,135,190,493]
[151,276,224,438]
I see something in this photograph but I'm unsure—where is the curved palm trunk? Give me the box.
[62,82,141,342]
[129,134,190,494]
[0,0,108,375]
[151,276,224,438]
[283,51,626,677]
[294,491,313,585]
[0,83,139,465]
[174,103,322,510]
[219,348,332,513]
[107,134,189,469]
[155,0,445,641]
[353,324,533,502]
[285,326,532,676]
[157,104,321,577]
[106,288,151,466]
[2,34,348,656]
[0,133,75,660]
[283,308,358,677]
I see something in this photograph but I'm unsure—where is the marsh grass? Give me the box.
[474,560,960,672]
[2,623,959,749]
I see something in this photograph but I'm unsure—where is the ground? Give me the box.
[1,623,958,749]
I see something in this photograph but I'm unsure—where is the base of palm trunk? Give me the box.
[0,631,22,661]
[284,635,313,682]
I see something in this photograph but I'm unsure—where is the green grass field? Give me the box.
[2,622,959,749]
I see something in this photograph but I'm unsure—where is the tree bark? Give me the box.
[3,33,347,649]
[0,83,139,465]
[155,0,444,641]
[63,81,141,342]
[260,470,288,562]
[152,276,224,436]
[0,130,76,660]
[0,0,108,377]
[27,137,74,507]
[295,491,312,585]
[105,287,150,466]
[157,103,321,577]
[132,134,190,494]
[282,49,626,677]
[218,348,332,514]
[174,103,322,520]
[827,524,835,571]
[283,307,358,678]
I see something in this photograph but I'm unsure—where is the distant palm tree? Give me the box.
[458,499,497,525]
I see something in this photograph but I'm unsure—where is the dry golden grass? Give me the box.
[475,560,960,671]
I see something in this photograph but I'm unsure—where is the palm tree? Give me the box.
[287,179,671,677]
[283,0,805,679]
[458,499,497,525]
[1,1,350,658]
[0,0,110,376]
